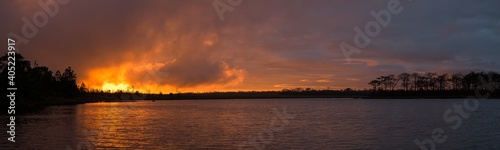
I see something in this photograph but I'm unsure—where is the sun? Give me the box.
[102,82,130,92]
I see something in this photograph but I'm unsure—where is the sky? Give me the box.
[1,0,499,93]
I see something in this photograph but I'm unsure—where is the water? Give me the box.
[1,98,500,149]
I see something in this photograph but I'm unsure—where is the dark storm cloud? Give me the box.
[361,0,500,71]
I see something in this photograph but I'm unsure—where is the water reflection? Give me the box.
[76,100,272,149]
[1,99,499,149]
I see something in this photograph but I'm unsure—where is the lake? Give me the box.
[1,98,500,149]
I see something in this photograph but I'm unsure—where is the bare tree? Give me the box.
[411,73,420,91]
[425,72,437,91]
[387,74,399,91]
[437,74,449,90]
[398,73,411,91]
[368,80,381,91]
[450,73,463,90]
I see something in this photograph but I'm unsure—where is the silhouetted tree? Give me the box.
[437,74,449,90]
[450,73,463,90]
[462,72,477,91]
[425,72,437,90]
[398,73,411,91]
[387,74,399,91]
[28,65,54,97]
[369,71,500,95]
[411,73,420,91]
[1,53,32,97]
[369,80,381,91]
[54,70,62,82]
[417,75,427,91]
[1,53,83,100]
[79,82,88,93]
[60,67,79,97]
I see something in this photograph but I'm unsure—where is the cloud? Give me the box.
[1,0,499,92]
[156,57,245,87]
[316,79,330,83]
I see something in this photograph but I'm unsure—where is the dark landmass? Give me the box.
[1,53,499,114]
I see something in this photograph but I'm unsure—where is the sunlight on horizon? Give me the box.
[102,82,131,92]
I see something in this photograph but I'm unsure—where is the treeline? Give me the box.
[144,89,372,100]
[0,53,86,100]
[368,72,500,91]
[2,52,498,104]
[368,72,500,98]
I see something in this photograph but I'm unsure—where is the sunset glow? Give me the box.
[5,0,499,93]
[3,0,500,149]
[102,82,130,92]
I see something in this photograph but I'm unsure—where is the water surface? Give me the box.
[1,98,499,149]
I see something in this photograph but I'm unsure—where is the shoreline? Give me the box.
[3,92,499,115]
[6,95,498,105]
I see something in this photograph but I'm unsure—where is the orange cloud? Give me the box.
[316,79,331,83]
